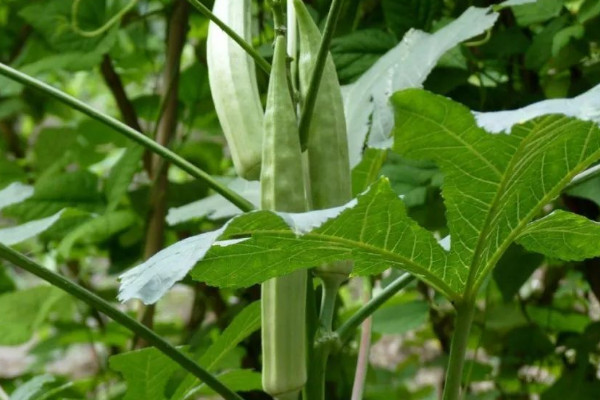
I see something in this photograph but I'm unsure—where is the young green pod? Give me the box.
[207,0,263,180]
[294,0,353,278]
[261,34,307,400]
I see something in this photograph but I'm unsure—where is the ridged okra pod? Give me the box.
[207,0,264,180]
[261,33,308,399]
[294,0,353,278]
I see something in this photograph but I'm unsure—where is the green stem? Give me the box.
[319,276,343,332]
[336,273,414,342]
[303,341,330,400]
[442,301,476,400]
[566,163,600,190]
[187,0,271,74]
[269,0,286,34]
[303,276,344,400]
[298,0,346,150]
[0,62,254,213]
[72,0,139,37]
[0,243,244,400]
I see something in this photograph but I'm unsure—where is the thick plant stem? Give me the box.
[442,301,476,400]
[0,62,255,213]
[0,243,243,400]
[303,276,343,400]
[303,341,330,400]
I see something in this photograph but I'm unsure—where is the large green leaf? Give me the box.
[120,177,454,303]
[392,89,600,297]
[516,210,600,261]
[58,210,140,256]
[331,30,396,84]
[192,178,455,298]
[121,89,600,305]
[110,302,261,400]
[3,171,105,221]
[344,6,499,168]
[511,0,564,26]
[182,370,262,398]
[171,301,261,399]
[19,0,114,53]
[109,348,180,400]
[105,146,144,211]
[9,375,56,400]
[381,0,442,38]
[0,286,69,345]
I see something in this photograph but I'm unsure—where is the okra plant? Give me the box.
[1,0,600,399]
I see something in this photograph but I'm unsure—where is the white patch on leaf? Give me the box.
[497,0,537,7]
[118,227,227,305]
[277,199,359,235]
[344,6,499,167]
[475,84,600,133]
[118,197,362,304]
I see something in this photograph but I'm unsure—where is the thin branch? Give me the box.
[100,55,144,133]
[72,0,139,38]
[351,279,373,400]
[186,0,271,74]
[0,119,24,158]
[100,54,152,174]
[136,0,190,344]
[0,243,244,400]
[0,62,255,212]
[336,273,414,342]
[298,0,346,149]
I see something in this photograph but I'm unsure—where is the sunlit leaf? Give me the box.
[192,178,454,298]
[171,301,261,399]
[392,89,600,295]
[0,286,68,345]
[516,210,600,261]
[111,303,261,400]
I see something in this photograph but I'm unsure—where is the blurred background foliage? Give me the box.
[0,0,599,399]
